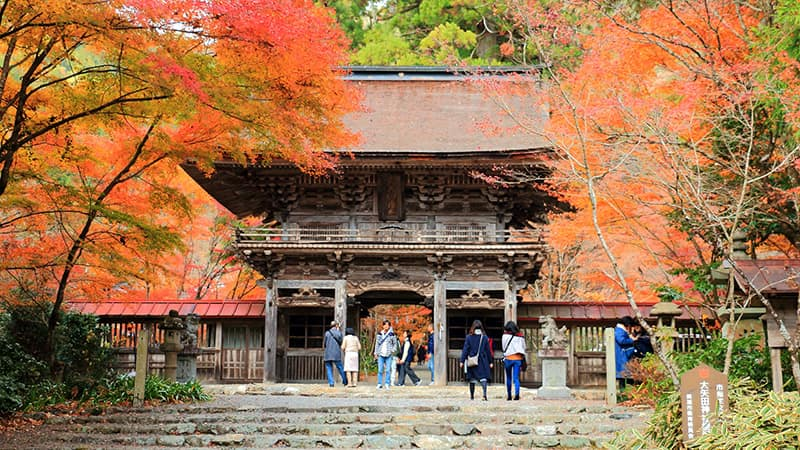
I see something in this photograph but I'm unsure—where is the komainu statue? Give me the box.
[540,315,568,348]
[180,313,200,348]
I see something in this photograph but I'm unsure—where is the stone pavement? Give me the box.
[0,383,651,449]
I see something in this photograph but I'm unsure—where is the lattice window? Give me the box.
[288,313,333,349]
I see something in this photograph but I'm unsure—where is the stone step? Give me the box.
[47,401,625,422]
[47,409,639,427]
[41,431,613,449]
[47,418,633,437]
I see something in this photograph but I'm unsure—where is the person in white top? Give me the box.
[341,327,361,387]
[501,320,527,401]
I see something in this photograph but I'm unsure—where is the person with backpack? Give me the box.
[373,319,398,390]
[397,330,422,386]
[323,321,347,387]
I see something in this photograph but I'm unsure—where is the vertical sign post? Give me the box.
[680,364,728,442]
[133,328,149,407]
[604,328,616,406]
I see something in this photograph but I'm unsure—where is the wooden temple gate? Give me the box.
[72,299,707,385]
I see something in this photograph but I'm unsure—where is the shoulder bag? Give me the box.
[466,335,483,367]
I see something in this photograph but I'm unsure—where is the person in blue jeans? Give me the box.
[426,324,435,384]
[323,321,347,387]
[501,320,527,400]
[373,319,398,389]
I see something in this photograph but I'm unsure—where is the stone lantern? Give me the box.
[159,310,185,382]
[650,301,682,353]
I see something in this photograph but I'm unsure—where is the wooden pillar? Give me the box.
[334,279,347,330]
[504,280,517,324]
[604,327,616,406]
[133,329,149,407]
[433,277,447,386]
[263,279,278,382]
[568,325,577,385]
[215,320,223,381]
[770,348,784,394]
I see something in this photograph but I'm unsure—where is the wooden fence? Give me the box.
[108,322,712,386]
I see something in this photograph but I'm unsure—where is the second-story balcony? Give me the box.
[236,224,546,254]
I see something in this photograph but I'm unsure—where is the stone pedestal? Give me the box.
[160,311,185,382]
[537,348,572,399]
[177,346,200,383]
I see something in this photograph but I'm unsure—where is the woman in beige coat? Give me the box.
[341,327,362,387]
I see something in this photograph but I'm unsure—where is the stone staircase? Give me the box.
[2,384,650,449]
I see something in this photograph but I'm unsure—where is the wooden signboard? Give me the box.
[680,364,728,441]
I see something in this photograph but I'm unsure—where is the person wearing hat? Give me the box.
[324,320,347,387]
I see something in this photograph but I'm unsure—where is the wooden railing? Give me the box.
[236,225,545,245]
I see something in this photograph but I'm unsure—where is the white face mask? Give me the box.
[475,329,483,335]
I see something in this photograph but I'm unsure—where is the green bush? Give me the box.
[607,379,761,449]
[673,334,773,387]
[54,312,113,392]
[92,374,211,404]
[0,312,50,415]
[608,380,798,450]
[690,390,800,449]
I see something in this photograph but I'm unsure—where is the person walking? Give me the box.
[323,321,347,387]
[397,330,422,386]
[426,324,435,385]
[341,327,361,387]
[416,343,426,367]
[501,321,526,401]
[459,320,494,400]
[373,319,398,390]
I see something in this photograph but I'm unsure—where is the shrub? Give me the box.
[54,312,113,392]
[690,390,800,449]
[607,379,763,449]
[673,334,772,387]
[0,312,49,415]
[92,374,210,404]
[619,353,672,406]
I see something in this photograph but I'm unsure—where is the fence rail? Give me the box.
[236,226,545,245]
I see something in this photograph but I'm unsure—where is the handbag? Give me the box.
[466,335,483,367]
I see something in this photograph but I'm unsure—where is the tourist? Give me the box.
[397,330,422,386]
[614,316,636,387]
[427,324,435,384]
[341,327,361,387]
[416,343,426,367]
[391,333,401,386]
[373,319,398,390]
[323,321,347,387]
[459,319,494,400]
[631,321,654,359]
[501,320,526,401]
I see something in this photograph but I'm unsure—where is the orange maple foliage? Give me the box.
[494,0,800,308]
[0,0,359,353]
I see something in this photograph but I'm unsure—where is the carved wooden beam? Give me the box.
[446,297,505,309]
[276,296,335,307]
[414,174,450,210]
[427,252,453,280]
[327,251,354,278]
[334,175,371,211]
[242,249,284,278]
